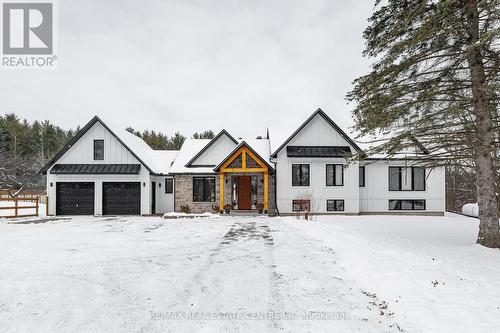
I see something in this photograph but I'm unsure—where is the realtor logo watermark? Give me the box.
[1,0,57,68]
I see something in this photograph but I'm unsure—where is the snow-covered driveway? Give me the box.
[0,214,498,332]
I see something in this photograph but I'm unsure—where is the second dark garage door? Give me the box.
[102,182,141,215]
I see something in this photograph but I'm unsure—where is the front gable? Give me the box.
[287,112,353,148]
[271,108,363,158]
[56,121,140,165]
[186,130,238,167]
[214,142,273,172]
[39,116,154,175]
[387,136,430,156]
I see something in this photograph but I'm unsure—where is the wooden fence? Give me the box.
[0,197,39,218]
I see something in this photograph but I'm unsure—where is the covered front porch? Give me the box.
[214,142,273,214]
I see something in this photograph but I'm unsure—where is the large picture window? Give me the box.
[389,200,426,210]
[193,177,215,202]
[389,166,425,191]
[326,164,343,186]
[292,164,310,186]
[94,140,104,160]
[327,200,344,211]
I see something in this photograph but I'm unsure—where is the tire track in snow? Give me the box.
[169,218,285,331]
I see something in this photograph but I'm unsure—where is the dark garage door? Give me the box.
[56,182,95,215]
[103,182,141,215]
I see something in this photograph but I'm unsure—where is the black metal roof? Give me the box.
[50,164,141,175]
[286,146,351,158]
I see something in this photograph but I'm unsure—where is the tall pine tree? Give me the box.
[348,0,500,248]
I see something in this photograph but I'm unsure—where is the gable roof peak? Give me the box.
[270,107,363,157]
[184,129,238,167]
[38,115,157,175]
[213,140,274,171]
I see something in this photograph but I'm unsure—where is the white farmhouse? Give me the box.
[40,109,445,216]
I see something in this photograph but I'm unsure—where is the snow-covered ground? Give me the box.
[0,214,498,332]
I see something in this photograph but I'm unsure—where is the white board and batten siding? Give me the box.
[274,113,360,214]
[360,161,445,213]
[190,133,237,166]
[46,122,152,216]
[152,176,175,213]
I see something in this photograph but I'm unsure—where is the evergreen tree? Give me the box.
[167,132,186,150]
[348,0,500,247]
[192,130,215,139]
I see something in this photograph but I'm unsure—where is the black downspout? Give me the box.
[272,160,280,216]
[173,175,176,213]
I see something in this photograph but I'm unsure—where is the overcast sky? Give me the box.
[1,0,375,138]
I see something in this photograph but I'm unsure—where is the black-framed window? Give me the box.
[359,166,365,187]
[292,200,310,212]
[326,164,343,186]
[94,140,104,160]
[389,200,426,211]
[292,164,310,186]
[327,200,344,211]
[412,167,425,191]
[389,166,425,191]
[389,167,401,190]
[165,178,173,194]
[193,177,215,202]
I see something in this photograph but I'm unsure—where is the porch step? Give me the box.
[226,210,262,216]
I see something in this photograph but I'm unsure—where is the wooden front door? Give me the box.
[237,176,252,210]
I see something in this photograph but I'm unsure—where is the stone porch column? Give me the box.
[264,172,269,212]
[219,173,225,212]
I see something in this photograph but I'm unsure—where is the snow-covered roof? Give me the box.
[102,118,179,175]
[268,126,293,156]
[148,150,179,174]
[241,139,271,165]
[170,139,214,174]
[171,138,272,174]
[40,113,434,177]
[354,132,433,160]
